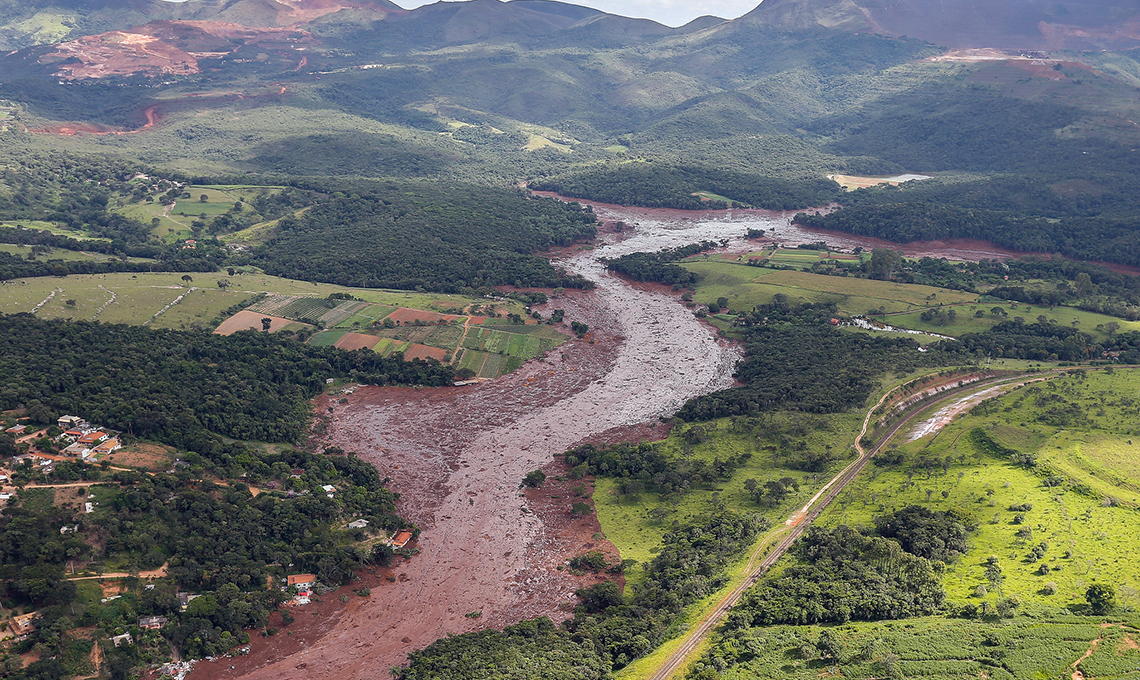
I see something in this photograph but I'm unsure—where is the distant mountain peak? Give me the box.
[741,0,1140,50]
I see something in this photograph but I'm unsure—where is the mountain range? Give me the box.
[2,0,1139,56]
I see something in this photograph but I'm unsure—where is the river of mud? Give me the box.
[203,195,1112,680]
[204,205,762,680]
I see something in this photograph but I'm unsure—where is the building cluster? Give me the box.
[55,415,122,460]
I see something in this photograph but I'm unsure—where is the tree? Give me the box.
[521,469,546,488]
[217,280,229,289]
[261,317,272,332]
[200,194,209,203]
[570,502,592,517]
[1086,583,1116,615]
[181,275,193,286]
[868,249,904,280]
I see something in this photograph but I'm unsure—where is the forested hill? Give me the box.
[247,181,597,291]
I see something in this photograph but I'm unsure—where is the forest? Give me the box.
[601,240,718,285]
[728,524,948,627]
[246,181,597,291]
[0,314,455,455]
[676,324,947,421]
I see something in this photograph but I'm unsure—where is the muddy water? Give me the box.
[221,213,748,680]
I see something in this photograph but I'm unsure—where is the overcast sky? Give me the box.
[391,0,764,27]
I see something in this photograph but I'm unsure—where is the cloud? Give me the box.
[392,0,762,27]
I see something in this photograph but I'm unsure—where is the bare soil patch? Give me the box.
[331,332,381,351]
[402,344,447,362]
[104,442,174,471]
[385,308,464,325]
[213,310,304,335]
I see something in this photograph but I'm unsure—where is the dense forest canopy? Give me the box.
[0,314,454,453]
[247,181,596,291]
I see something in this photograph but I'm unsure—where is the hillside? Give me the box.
[742,0,1140,50]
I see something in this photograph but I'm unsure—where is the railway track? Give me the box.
[647,372,1037,680]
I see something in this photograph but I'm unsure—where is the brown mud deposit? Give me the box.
[535,192,1140,275]
[207,212,740,680]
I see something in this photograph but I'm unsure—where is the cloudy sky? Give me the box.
[392,0,765,27]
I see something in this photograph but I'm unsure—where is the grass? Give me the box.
[887,302,1140,339]
[0,244,152,263]
[816,368,1140,612]
[683,261,978,317]
[705,615,1138,680]
[0,220,109,241]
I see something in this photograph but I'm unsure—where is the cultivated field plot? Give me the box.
[213,310,306,335]
[330,304,397,328]
[102,442,176,471]
[372,337,411,357]
[385,307,466,325]
[403,344,448,362]
[332,332,382,351]
[306,329,346,347]
[462,327,556,360]
[371,323,464,349]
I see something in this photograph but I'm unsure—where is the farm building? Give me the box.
[5,425,25,435]
[57,415,82,429]
[92,438,122,455]
[347,519,369,529]
[110,633,133,647]
[392,531,414,548]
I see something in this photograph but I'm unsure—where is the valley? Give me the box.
[3,1,1140,679]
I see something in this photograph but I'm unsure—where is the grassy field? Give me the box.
[0,271,483,330]
[114,185,284,242]
[816,368,1140,612]
[0,244,153,264]
[0,220,109,241]
[683,261,978,317]
[705,615,1140,680]
[888,302,1140,339]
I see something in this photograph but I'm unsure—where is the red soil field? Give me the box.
[384,308,465,325]
[213,310,295,335]
[402,344,447,362]
[332,332,381,351]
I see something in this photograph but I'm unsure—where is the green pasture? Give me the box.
[684,261,977,317]
[0,271,473,330]
[887,301,1140,338]
[817,368,1140,612]
[0,220,108,241]
[594,411,864,587]
[708,615,1140,680]
[115,201,193,241]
